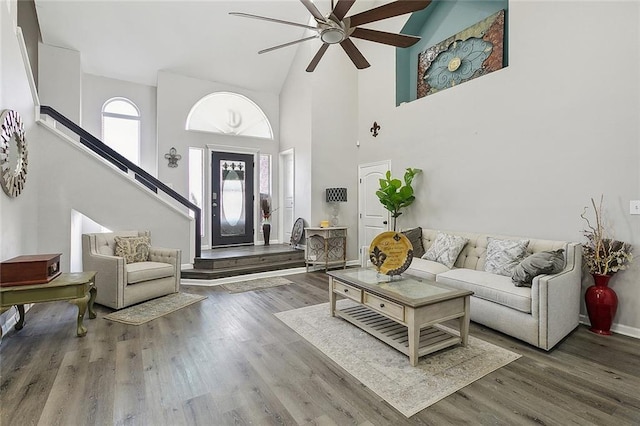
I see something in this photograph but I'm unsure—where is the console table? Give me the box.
[304,227,347,271]
[0,271,97,338]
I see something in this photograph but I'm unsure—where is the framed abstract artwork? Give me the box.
[417,10,506,99]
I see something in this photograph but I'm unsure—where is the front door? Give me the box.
[211,151,254,247]
[358,161,391,262]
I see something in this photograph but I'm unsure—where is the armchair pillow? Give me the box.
[422,232,468,268]
[512,249,565,287]
[114,236,151,263]
[484,237,529,276]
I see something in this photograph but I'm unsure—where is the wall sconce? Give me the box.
[326,187,347,226]
[164,147,181,168]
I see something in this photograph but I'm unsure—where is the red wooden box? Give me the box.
[0,254,62,287]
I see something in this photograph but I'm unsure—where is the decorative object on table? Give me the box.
[275,299,521,418]
[164,147,181,168]
[320,220,330,228]
[369,231,413,276]
[370,121,380,137]
[230,1,430,72]
[375,167,421,231]
[418,10,505,99]
[0,254,61,287]
[260,194,274,245]
[581,195,634,335]
[0,109,28,198]
[326,187,347,226]
[103,292,206,325]
[290,217,305,248]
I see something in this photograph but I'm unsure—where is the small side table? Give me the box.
[0,271,97,338]
[304,227,347,271]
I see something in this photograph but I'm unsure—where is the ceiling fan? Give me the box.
[230,0,431,72]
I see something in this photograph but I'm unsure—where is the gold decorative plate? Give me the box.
[369,231,414,276]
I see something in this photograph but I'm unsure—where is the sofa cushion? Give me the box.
[423,232,468,268]
[408,257,451,280]
[402,227,425,258]
[437,268,532,313]
[512,249,565,287]
[126,261,174,284]
[115,236,151,263]
[484,237,529,276]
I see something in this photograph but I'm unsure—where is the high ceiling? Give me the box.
[34,0,348,93]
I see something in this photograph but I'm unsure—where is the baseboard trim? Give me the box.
[181,267,307,287]
[579,314,640,339]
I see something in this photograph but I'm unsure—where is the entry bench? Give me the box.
[407,228,582,350]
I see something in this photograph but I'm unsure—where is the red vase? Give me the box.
[585,273,618,335]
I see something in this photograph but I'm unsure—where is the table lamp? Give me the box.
[326,187,347,226]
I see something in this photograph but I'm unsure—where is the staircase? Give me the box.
[181,245,305,280]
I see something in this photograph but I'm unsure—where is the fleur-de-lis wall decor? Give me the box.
[370,121,381,137]
[164,147,181,168]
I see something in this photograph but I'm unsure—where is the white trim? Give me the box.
[16,27,40,116]
[278,148,294,244]
[181,267,306,287]
[579,315,640,339]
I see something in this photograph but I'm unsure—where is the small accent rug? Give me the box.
[221,276,293,293]
[103,292,206,325]
[275,299,521,417]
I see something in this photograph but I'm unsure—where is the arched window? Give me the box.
[185,92,273,139]
[101,97,141,165]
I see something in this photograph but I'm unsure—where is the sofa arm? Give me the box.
[533,243,582,350]
[83,252,125,308]
[149,247,181,291]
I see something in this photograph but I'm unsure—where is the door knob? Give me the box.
[383,221,388,225]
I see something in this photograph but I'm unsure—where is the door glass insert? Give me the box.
[220,160,246,237]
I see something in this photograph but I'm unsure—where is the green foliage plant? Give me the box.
[376,168,422,231]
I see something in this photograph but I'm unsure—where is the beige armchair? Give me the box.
[82,231,181,310]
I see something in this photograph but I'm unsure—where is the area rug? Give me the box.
[103,292,206,325]
[275,299,521,417]
[221,276,292,293]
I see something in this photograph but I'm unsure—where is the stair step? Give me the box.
[182,259,306,280]
[193,250,304,270]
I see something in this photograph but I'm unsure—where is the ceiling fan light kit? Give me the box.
[231,0,431,72]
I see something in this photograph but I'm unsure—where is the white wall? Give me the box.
[38,43,81,123]
[82,73,158,176]
[156,71,281,246]
[352,1,640,332]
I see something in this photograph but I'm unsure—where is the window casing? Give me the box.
[101,98,141,165]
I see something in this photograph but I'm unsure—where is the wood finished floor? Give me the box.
[1,271,639,425]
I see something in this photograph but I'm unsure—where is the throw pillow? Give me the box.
[512,249,565,287]
[422,232,468,269]
[402,227,425,258]
[114,236,151,263]
[484,237,530,277]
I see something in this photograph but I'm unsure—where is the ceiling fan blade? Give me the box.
[347,0,431,27]
[229,12,319,31]
[300,0,326,22]
[259,35,319,54]
[332,0,356,20]
[306,44,330,72]
[350,27,420,48]
[340,38,370,69]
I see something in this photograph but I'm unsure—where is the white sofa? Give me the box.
[407,229,582,350]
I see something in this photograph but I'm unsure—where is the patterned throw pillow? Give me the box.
[484,237,530,276]
[114,236,151,263]
[512,249,565,287]
[422,232,468,269]
[402,227,425,258]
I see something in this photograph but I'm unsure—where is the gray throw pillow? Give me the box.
[484,237,530,277]
[402,227,425,258]
[512,249,565,287]
[422,232,468,269]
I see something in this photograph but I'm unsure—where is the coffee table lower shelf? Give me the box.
[336,304,462,360]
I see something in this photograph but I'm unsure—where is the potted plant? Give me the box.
[376,168,421,232]
[580,195,633,335]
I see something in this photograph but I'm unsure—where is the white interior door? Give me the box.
[358,160,391,263]
[279,149,294,244]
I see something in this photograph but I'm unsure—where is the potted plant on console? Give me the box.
[581,195,634,335]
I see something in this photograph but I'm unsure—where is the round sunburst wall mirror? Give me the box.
[0,109,28,197]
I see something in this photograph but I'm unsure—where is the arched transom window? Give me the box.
[101,97,141,165]
[186,92,273,139]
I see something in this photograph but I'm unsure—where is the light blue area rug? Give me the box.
[276,299,521,417]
